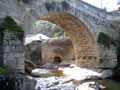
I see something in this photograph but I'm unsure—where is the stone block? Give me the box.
[3,53,8,58]
[16,58,24,65]
[3,46,10,53]
[4,46,16,53]
[7,53,15,58]
[3,40,9,46]
[17,65,24,70]
[10,64,18,69]
[14,53,24,58]
[18,69,24,73]
[9,40,15,46]
[15,46,24,52]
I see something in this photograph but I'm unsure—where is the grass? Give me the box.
[0,67,12,75]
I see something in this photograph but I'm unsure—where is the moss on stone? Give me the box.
[0,16,24,40]
[0,67,12,75]
[97,32,116,48]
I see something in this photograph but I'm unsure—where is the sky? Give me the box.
[82,0,119,11]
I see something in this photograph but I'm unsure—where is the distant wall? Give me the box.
[42,37,75,63]
[24,40,42,61]
[2,30,24,73]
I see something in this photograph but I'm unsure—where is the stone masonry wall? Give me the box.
[98,44,117,68]
[3,30,24,73]
[0,0,119,68]
[24,40,42,61]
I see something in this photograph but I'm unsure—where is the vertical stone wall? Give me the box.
[3,30,24,73]
[24,40,42,61]
[98,44,117,68]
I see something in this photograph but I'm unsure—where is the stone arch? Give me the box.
[40,12,99,68]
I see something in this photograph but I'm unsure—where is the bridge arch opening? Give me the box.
[40,12,99,67]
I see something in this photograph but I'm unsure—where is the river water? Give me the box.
[35,68,120,90]
[97,79,120,90]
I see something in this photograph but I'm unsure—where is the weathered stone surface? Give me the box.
[2,31,25,73]
[42,37,75,63]
[0,0,120,68]
[32,69,52,76]
[75,82,100,90]
[25,60,36,74]
[101,69,113,79]
[0,74,36,90]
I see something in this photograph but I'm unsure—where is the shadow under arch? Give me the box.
[40,12,99,68]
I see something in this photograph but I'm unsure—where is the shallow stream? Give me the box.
[35,68,120,90]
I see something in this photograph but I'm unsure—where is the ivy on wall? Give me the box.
[0,16,24,40]
[97,32,116,49]
[0,67,11,75]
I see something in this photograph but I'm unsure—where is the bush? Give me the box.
[97,32,116,48]
[0,16,24,40]
[2,16,24,32]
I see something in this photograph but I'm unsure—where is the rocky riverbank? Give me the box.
[0,74,36,90]
[25,61,120,90]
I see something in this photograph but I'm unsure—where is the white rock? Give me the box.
[32,69,52,76]
[63,67,101,81]
[76,82,100,90]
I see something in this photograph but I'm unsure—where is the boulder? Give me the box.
[112,69,120,79]
[75,82,100,90]
[0,74,36,90]
[101,69,113,79]
[63,67,101,81]
[32,69,52,76]
[25,60,36,74]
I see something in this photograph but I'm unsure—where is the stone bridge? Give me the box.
[0,0,120,69]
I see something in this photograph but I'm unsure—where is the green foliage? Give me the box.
[0,67,11,75]
[0,16,24,40]
[97,32,116,48]
[63,32,67,37]
[103,7,107,11]
[2,16,24,33]
[29,49,38,55]
[53,33,58,38]
[0,24,5,31]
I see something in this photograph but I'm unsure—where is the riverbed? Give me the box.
[34,68,120,90]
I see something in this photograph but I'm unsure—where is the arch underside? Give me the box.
[41,12,99,67]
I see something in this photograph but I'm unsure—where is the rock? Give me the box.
[42,63,54,69]
[32,68,52,76]
[112,69,120,79]
[0,74,36,90]
[63,67,101,81]
[75,82,100,90]
[101,69,113,79]
[35,77,74,90]
[25,60,36,74]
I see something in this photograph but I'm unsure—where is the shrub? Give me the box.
[97,32,116,48]
[53,33,58,38]
[0,16,24,40]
